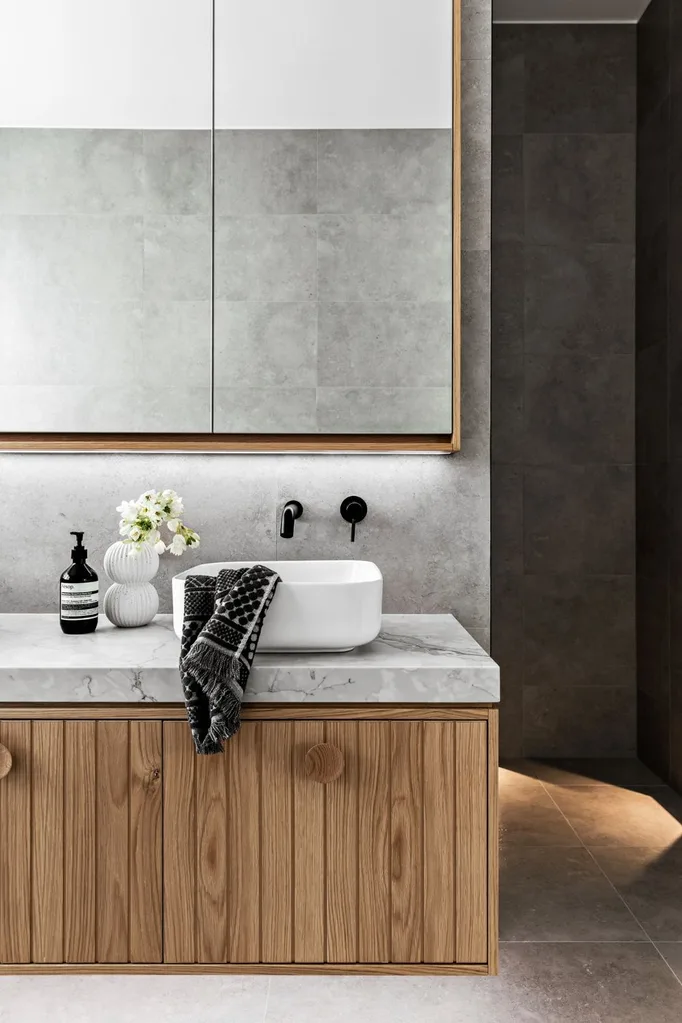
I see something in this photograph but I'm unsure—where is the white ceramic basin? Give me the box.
[172,560,383,652]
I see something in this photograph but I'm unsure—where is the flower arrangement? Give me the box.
[116,489,200,556]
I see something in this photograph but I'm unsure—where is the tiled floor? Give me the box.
[1,759,681,1022]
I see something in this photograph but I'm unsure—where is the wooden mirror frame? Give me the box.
[0,2,460,455]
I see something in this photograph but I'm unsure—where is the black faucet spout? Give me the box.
[280,500,303,539]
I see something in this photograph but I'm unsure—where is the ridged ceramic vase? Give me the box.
[103,541,160,628]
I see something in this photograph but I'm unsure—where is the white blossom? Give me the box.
[115,488,199,558]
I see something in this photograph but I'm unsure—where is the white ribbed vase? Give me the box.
[103,541,160,628]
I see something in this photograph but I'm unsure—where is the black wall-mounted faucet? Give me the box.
[280,500,303,539]
[340,496,367,542]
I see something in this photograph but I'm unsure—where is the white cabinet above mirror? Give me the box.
[0,0,459,451]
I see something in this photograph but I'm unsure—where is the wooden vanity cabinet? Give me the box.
[0,706,498,976]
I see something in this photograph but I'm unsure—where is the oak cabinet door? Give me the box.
[0,719,163,965]
[162,718,489,967]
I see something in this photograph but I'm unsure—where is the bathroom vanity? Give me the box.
[0,613,499,976]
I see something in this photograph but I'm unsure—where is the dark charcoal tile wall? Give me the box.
[492,25,637,758]
[636,0,682,794]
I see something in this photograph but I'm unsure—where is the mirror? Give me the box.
[0,0,456,447]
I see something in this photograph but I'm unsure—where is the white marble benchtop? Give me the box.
[0,613,500,704]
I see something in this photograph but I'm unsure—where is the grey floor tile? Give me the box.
[318,214,450,302]
[215,216,317,301]
[528,758,664,787]
[656,943,682,983]
[318,129,451,215]
[591,845,682,941]
[501,846,644,941]
[547,785,682,849]
[214,130,317,214]
[500,768,580,846]
[143,130,211,215]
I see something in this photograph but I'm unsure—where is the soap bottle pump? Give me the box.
[60,531,99,634]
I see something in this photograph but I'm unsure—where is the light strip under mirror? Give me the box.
[0,0,460,452]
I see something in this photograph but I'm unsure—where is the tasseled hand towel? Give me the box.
[180,565,280,754]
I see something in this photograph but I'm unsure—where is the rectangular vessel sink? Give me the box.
[172,560,383,652]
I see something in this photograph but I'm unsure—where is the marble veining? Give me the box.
[0,613,499,704]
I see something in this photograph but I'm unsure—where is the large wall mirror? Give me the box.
[0,0,459,452]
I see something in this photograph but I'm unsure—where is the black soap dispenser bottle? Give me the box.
[60,531,99,634]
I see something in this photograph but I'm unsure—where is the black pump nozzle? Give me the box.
[70,531,87,560]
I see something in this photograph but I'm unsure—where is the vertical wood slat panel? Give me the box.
[293,721,325,963]
[0,721,31,963]
[96,721,129,963]
[64,721,96,963]
[163,721,196,964]
[227,723,261,963]
[455,720,488,964]
[129,721,162,964]
[358,722,390,963]
[195,747,228,963]
[31,721,64,963]
[423,722,455,963]
[261,722,293,963]
[325,720,358,964]
[390,722,423,963]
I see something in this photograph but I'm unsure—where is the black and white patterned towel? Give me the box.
[180,565,280,754]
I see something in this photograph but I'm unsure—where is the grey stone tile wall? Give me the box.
[213,128,453,434]
[636,0,682,795]
[492,24,637,758]
[0,3,491,633]
[0,128,212,433]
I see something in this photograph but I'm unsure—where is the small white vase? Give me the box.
[103,541,160,628]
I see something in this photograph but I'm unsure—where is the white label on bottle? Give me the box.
[61,581,99,619]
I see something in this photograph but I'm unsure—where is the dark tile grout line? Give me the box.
[535,774,682,990]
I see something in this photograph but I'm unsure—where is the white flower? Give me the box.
[169,533,187,556]
[154,540,166,555]
[167,518,180,533]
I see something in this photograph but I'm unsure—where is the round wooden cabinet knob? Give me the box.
[305,743,344,783]
[0,744,12,780]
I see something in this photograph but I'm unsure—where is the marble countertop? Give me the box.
[0,613,500,704]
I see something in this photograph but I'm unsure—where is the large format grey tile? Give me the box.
[0,975,270,1023]
[548,785,682,850]
[462,58,492,156]
[524,353,634,465]
[213,387,317,433]
[525,134,636,245]
[317,302,451,388]
[0,128,142,214]
[524,25,636,133]
[0,299,210,388]
[0,385,210,433]
[318,129,451,215]
[656,942,682,983]
[493,26,525,134]
[317,214,450,302]
[524,465,635,575]
[316,388,452,434]
[0,215,143,301]
[143,130,211,214]
[591,845,682,941]
[491,467,523,574]
[492,136,523,243]
[215,216,317,301]
[491,242,523,356]
[264,944,682,1023]
[461,326,491,443]
[491,353,524,464]
[462,3,491,61]
[501,846,644,940]
[214,130,317,214]
[524,244,635,355]
[143,215,211,301]
[524,574,635,687]
[214,302,317,388]
[500,769,580,846]
[524,686,636,757]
